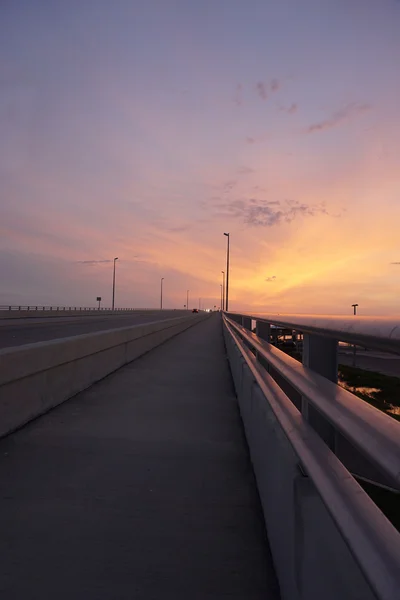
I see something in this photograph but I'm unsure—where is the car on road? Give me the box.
[192,308,199,313]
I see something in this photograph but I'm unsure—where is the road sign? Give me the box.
[96,297,102,302]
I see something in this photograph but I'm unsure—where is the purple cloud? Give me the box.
[256,82,268,101]
[306,103,371,134]
[237,166,255,174]
[234,83,243,106]
[205,197,330,227]
[270,78,281,92]
[280,103,297,114]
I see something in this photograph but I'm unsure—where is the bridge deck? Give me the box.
[0,315,279,599]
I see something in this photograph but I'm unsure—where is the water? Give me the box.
[338,379,400,417]
[338,379,381,399]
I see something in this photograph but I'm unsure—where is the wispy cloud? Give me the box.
[222,180,237,194]
[77,259,112,265]
[265,275,276,282]
[167,224,191,233]
[256,82,268,101]
[390,261,400,265]
[270,78,280,92]
[234,83,243,106]
[255,78,281,101]
[205,197,330,227]
[280,103,297,115]
[306,103,371,134]
[237,166,255,174]
[244,134,267,145]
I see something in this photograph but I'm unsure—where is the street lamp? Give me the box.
[187,289,189,310]
[160,277,164,310]
[224,233,230,311]
[221,271,225,311]
[112,257,118,310]
[220,284,223,311]
[352,304,359,366]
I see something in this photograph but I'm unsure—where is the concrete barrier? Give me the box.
[0,309,186,320]
[0,314,208,438]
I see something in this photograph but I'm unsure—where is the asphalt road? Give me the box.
[0,311,188,349]
[338,349,400,378]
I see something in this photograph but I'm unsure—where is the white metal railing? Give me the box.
[223,312,400,600]
[228,312,400,354]
[225,313,400,489]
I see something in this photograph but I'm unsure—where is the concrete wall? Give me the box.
[223,324,379,600]
[0,314,208,438]
[0,309,186,320]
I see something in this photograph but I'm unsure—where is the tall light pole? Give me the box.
[187,290,189,310]
[224,232,230,311]
[112,257,118,310]
[199,297,201,310]
[221,271,225,311]
[352,303,358,367]
[160,277,164,310]
[220,284,223,311]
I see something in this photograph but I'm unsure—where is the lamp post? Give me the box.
[220,284,223,311]
[112,257,118,310]
[199,298,201,310]
[221,271,225,311]
[160,278,164,310]
[223,232,230,311]
[187,290,189,310]
[352,303,358,367]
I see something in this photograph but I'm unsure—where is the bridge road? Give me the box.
[0,316,279,599]
[0,311,188,349]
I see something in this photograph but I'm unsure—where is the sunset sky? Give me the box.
[1,0,400,314]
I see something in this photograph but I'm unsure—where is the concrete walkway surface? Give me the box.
[0,315,279,599]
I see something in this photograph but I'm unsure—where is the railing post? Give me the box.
[256,321,270,342]
[302,334,338,383]
[302,333,338,449]
[242,316,252,330]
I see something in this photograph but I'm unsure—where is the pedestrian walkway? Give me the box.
[0,315,279,599]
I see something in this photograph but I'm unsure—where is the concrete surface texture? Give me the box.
[0,311,189,349]
[0,315,206,438]
[0,315,279,600]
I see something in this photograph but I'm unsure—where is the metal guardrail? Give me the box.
[0,306,139,312]
[223,313,400,600]
[225,314,400,489]
[229,311,400,354]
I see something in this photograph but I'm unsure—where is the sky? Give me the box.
[1,0,400,314]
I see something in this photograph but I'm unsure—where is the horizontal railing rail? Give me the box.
[226,311,400,354]
[223,313,400,600]
[224,314,400,489]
